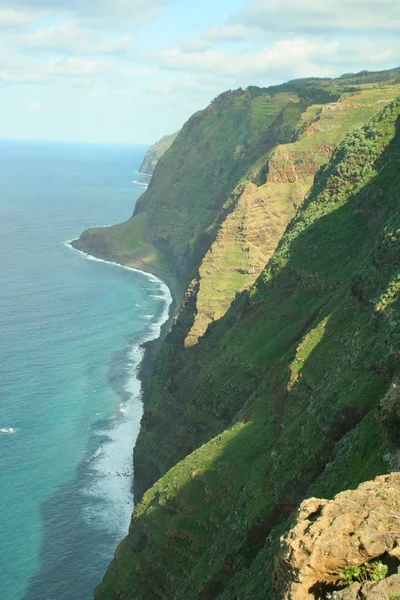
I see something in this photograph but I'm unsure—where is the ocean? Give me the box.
[0,140,170,600]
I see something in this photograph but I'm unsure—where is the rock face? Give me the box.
[274,474,400,599]
[333,574,400,599]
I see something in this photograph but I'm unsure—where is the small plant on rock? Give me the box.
[339,565,363,585]
[364,560,388,582]
[338,560,388,586]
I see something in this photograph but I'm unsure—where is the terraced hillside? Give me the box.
[93,87,400,599]
[185,86,400,345]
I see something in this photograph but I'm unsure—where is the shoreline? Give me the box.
[67,237,183,502]
[68,238,183,407]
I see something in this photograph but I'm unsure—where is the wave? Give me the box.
[132,180,148,187]
[81,371,143,535]
[65,239,172,339]
[132,170,151,177]
[89,445,103,461]
[65,239,172,535]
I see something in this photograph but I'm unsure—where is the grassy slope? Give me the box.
[95,98,400,599]
[186,85,400,345]
[133,83,400,495]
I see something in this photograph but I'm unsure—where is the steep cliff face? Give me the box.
[73,73,400,286]
[73,86,314,284]
[134,82,400,496]
[139,131,179,175]
[94,94,400,600]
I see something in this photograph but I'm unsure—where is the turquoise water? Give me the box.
[0,141,170,600]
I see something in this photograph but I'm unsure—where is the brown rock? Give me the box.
[274,474,400,599]
[332,573,400,599]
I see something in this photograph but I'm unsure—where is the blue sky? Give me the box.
[0,0,399,144]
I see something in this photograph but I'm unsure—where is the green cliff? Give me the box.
[73,84,323,285]
[74,73,400,285]
[95,94,400,600]
[139,131,179,175]
[76,68,400,599]
[133,79,400,497]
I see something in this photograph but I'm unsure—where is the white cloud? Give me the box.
[0,69,47,83]
[0,55,107,85]
[0,0,165,27]
[204,24,260,43]
[243,0,400,33]
[27,100,41,110]
[47,56,106,77]
[0,8,37,27]
[159,40,324,77]
[182,24,261,52]
[19,21,132,55]
[159,37,400,82]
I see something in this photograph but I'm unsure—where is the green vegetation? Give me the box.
[76,88,311,281]
[93,83,400,599]
[74,68,400,290]
[185,84,399,345]
[339,561,388,585]
[139,131,179,175]
[134,83,400,496]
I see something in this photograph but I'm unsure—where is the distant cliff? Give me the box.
[72,67,400,600]
[139,131,179,175]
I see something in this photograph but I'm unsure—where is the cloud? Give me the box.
[159,40,323,78]
[0,55,107,85]
[159,37,400,83]
[182,24,261,52]
[47,56,106,77]
[242,0,400,34]
[0,8,37,28]
[203,24,260,43]
[0,0,165,27]
[19,21,132,55]
[27,100,41,110]
[0,70,46,83]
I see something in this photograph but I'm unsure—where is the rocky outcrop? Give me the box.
[333,573,400,599]
[274,474,400,599]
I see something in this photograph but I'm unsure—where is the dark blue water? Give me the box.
[0,141,170,600]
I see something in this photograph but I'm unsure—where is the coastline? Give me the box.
[68,238,183,407]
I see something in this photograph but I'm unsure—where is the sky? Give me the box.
[0,0,399,144]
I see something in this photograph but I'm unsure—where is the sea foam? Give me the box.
[66,240,172,536]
